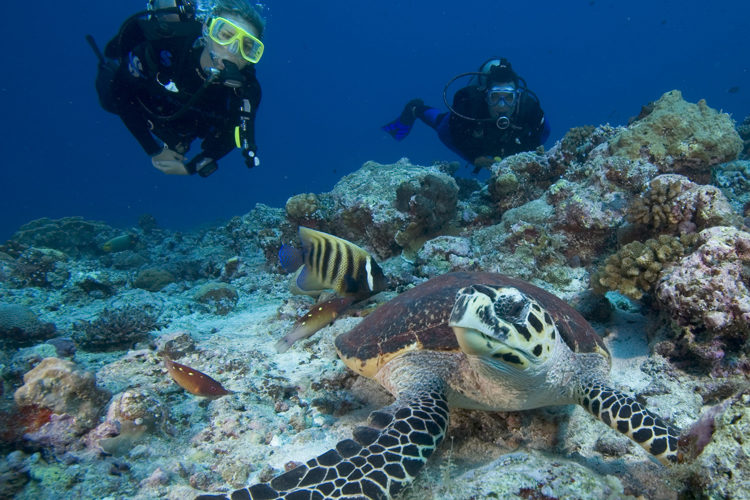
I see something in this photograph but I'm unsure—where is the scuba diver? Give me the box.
[383,58,550,172]
[87,0,264,177]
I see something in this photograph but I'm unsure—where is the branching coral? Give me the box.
[592,234,698,300]
[72,306,162,351]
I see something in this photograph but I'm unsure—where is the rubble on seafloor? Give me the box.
[0,90,749,499]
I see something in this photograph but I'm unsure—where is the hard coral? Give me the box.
[9,217,117,257]
[285,193,324,227]
[608,90,743,182]
[0,303,56,348]
[628,174,739,235]
[14,357,110,435]
[194,282,239,315]
[592,234,698,300]
[655,226,750,340]
[12,247,69,288]
[72,306,162,351]
[488,152,562,213]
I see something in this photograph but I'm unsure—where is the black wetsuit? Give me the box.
[411,86,548,165]
[101,18,261,164]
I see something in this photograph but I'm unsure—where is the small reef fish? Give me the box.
[164,358,232,398]
[101,234,137,253]
[278,227,387,299]
[275,296,355,353]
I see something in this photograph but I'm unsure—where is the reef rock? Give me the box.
[656,226,750,341]
[608,90,743,181]
[288,159,459,259]
[14,358,110,436]
[9,217,119,257]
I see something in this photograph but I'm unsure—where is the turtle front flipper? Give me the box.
[578,380,681,465]
[196,386,449,500]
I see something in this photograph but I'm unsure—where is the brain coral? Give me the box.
[14,357,110,434]
[628,174,739,234]
[608,90,743,180]
[655,226,750,338]
[0,303,56,348]
[592,233,698,300]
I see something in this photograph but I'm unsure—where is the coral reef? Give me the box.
[12,247,70,288]
[712,160,750,219]
[72,306,162,351]
[654,226,750,367]
[592,234,698,300]
[414,236,477,276]
[14,358,110,437]
[8,217,119,257]
[628,174,739,235]
[133,268,176,292]
[193,282,239,315]
[738,114,750,159]
[488,151,563,214]
[608,90,743,181]
[285,193,325,227]
[0,303,56,349]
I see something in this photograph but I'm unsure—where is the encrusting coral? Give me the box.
[592,234,698,300]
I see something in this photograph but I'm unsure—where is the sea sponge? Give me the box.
[628,174,739,234]
[0,303,56,348]
[608,90,743,180]
[592,233,698,300]
[72,306,162,351]
[14,357,110,434]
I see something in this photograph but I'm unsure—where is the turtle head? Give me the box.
[448,284,558,371]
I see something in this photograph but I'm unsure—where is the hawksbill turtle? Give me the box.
[198,271,681,500]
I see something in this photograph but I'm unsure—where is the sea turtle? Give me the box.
[198,271,681,500]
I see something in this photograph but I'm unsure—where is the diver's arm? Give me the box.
[110,63,163,156]
[200,77,262,164]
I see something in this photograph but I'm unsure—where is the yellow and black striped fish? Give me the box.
[278,227,387,298]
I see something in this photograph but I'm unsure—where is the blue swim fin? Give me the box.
[381,99,424,141]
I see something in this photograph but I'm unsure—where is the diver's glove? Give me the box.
[185,153,218,177]
[400,98,425,126]
[243,148,260,168]
[151,146,188,175]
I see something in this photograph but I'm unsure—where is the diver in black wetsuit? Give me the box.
[89,0,263,177]
[383,58,550,172]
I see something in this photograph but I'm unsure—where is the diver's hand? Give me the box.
[151,147,188,175]
[244,149,260,168]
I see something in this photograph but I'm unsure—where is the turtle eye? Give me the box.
[492,288,530,325]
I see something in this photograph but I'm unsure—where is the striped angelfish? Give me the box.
[279,227,387,299]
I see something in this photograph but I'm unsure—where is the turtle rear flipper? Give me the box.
[578,380,681,464]
[197,384,450,500]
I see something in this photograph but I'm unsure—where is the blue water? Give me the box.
[1,0,748,242]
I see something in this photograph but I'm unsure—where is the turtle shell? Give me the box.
[336,271,609,378]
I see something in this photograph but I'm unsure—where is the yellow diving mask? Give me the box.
[207,16,264,63]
